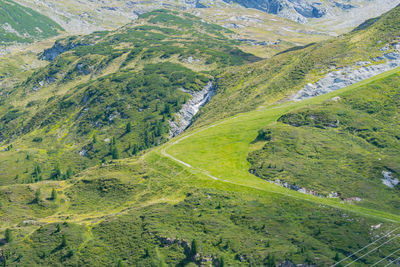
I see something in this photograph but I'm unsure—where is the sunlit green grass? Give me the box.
[162,67,400,223]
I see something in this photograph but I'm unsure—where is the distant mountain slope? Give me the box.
[0,0,63,44]
[223,0,400,23]
[14,0,399,32]
[195,3,400,127]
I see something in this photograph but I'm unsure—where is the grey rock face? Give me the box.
[40,40,86,61]
[382,171,399,189]
[223,0,327,23]
[293,41,400,101]
[278,259,316,267]
[221,0,399,24]
[169,81,216,138]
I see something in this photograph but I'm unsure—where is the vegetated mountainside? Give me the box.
[194,3,400,128]
[248,71,400,214]
[0,5,399,267]
[0,0,63,45]
[1,132,400,266]
[157,65,400,266]
[0,9,259,186]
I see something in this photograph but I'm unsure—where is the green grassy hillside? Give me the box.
[1,68,399,267]
[163,67,400,266]
[0,0,63,44]
[248,71,400,214]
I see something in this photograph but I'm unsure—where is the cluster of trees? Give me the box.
[50,165,73,180]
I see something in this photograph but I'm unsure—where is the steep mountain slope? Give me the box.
[0,3,399,267]
[0,0,63,45]
[195,3,400,127]
[0,10,259,186]
[1,55,399,267]
[249,70,400,214]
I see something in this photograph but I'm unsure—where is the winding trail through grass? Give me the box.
[158,67,400,223]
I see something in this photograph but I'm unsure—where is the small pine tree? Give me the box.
[33,166,41,178]
[334,252,340,261]
[35,188,41,203]
[117,259,124,267]
[144,247,150,258]
[219,256,225,267]
[92,135,97,144]
[191,239,198,256]
[61,234,67,248]
[66,167,73,179]
[164,104,171,116]
[144,130,150,148]
[112,147,119,160]
[56,224,61,233]
[132,144,140,155]
[51,188,57,200]
[112,137,116,146]
[126,122,132,133]
[264,254,276,267]
[5,228,12,243]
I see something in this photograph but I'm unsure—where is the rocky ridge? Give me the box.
[13,0,400,34]
[293,41,400,101]
[169,81,216,138]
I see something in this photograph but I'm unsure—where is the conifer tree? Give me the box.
[126,122,132,133]
[132,144,139,155]
[61,234,67,248]
[51,188,57,200]
[66,167,73,179]
[5,228,12,243]
[35,188,41,203]
[112,147,119,160]
[191,239,198,256]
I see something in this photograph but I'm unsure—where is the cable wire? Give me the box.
[370,247,400,267]
[383,255,400,267]
[343,234,400,266]
[332,227,400,267]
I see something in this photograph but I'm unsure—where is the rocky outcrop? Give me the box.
[235,38,281,46]
[222,0,327,23]
[222,0,399,24]
[293,41,400,101]
[382,171,399,189]
[40,39,87,61]
[169,81,216,138]
[278,259,316,267]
